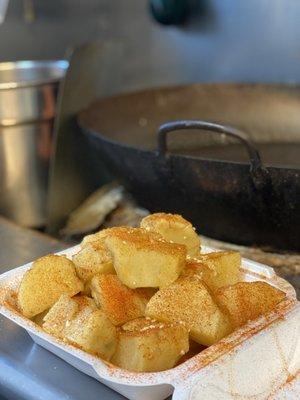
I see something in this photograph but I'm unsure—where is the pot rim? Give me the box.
[81,122,300,172]
[0,60,68,90]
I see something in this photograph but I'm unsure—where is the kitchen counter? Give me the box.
[0,217,66,273]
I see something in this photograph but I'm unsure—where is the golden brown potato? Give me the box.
[90,274,153,325]
[42,294,79,338]
[181,259,212,279]
[104,227,187,288]
[64,308,117,360]
[184,251,241,290]
[81,226,160,247]
[214,281,286,328]
[73,294,98,310]
[81,228,122,247]
[141,213,200,256]
[112,318,189,372]
[197,251,241,289]
[18,255,83,318]
[146,275,232,346]
[72,241,114,283]
[42,294,97,338]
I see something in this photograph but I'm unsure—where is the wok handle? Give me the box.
[157,120,263,173]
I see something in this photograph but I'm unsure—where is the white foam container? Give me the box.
[0,245,299,400]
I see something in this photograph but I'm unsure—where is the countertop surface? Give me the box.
[0,217,66,272]
[0,217,124,400]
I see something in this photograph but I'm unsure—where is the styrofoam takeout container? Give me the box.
[0,245,299,400]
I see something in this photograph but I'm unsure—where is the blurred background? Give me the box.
[2,0,300,90]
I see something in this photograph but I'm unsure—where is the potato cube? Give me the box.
[72,241,114,283]
[42,294,97,338]
[81,226,161,247]
[215,281,286,328]
[146,276,232,346]
[90,274,153,325]
[104,228,187,288]
[73,294,98,310]
[112,318,189,372]
[182,259,212,279]
[81,227,162,292]
[18,255,83,318]
[141,213,200,257]
[81,228,119,247]
[81,227,122,246]
[64,308,117,360]
[196,251,241,289]
[43,294,79,338]
[184,251,241,291]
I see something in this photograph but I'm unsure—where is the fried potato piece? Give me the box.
[141,213,200,256]
[42,294,97,338]
[18,255,83,318]
[72,241,115,283]
[112,318,189,372]
[214,281,286,329]
[64,308,117,360]
[81,227,124,247]
[182,259,212,279]
[73,294,98,310]
[146,275,232,346]
[184,251,241,290]
[90,274,153,325]
[104,227,187,288]
[43,294,79,338]
[81,226,161,247]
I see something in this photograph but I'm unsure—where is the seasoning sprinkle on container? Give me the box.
[0,245,299,400]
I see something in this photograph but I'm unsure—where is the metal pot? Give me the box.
[78,83,300,252]
[0,60,68,227]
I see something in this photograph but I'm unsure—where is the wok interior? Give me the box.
[80,84,300,167]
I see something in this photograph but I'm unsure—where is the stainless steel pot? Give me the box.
[0,60,68,227]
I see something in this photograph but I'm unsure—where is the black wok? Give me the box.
[78,84,300,252]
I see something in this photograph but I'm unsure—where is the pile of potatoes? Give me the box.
[17,213,286,372]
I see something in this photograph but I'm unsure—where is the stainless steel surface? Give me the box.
[47,41,122,235]
[0,60,68,91]
[0,319,125,400]
[0,216,66,271]
[0,60,68,227]
[0,61,68,124]
[0,217,125,400]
